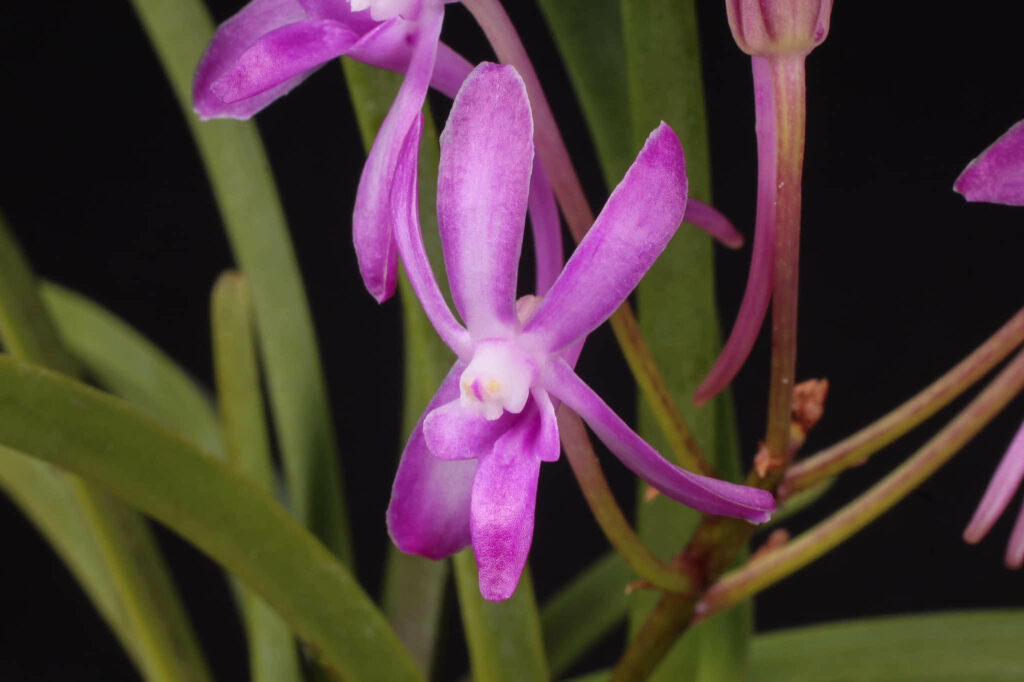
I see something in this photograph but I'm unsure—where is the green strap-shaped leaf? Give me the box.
[342,60,453,674]
[41,282,223,457]
[129,0,353,563]
[622,1,749,679]
[453,551,550,682]
[542,552,632,679]
[0,216,212,682]
[750,610,1024,681]
[0,355,423,682]
[535,0,634,187]
[212,273,304,682]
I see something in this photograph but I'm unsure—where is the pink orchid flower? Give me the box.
[385,63,776,601]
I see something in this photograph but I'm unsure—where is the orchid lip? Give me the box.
[458,339,537,420]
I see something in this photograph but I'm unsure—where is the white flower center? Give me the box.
[348,0,418,21]
[459,340,535,420]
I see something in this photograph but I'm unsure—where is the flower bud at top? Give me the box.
[725,0,833,58]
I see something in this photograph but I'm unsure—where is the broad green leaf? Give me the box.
[622,0,750,678]
[41,282,222,457]
[342,60,454,674]
[542,552,632,678]
[535,0,634,186]
[750,610,1024,681]
[0,356,423,682]
[0,215,212,682]
[453,551,550,682]
[130,0,353,563]
[212,273,304,682]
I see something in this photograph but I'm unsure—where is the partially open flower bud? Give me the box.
[725,0,833,57]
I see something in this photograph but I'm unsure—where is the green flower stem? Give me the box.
[0,215,212,682]
[783,306,1024,497]
[130,0,353,564]
[700,346,1024,619]
[212,273,304,682]
[558,407,695,594]
[461,0,713,477]
[762,56,807,482]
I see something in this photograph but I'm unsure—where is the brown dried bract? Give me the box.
[792,378,829,431]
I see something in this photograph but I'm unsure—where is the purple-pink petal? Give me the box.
[954,119,1024,207]
[530,388,561,462]
[423,399,517,460]
[523,123,688,354]
[1006,503,1024,569]
[542,358,776,523]
[437,63,534,337]
[694,56,778,405]
[353,3,444,302]
[390,114,473,354]
[210,19,359,105]
[193,0,310,120]
[683,199,744,249]
[964,419,1024,544]
[388,362,476,559]
[528,159,564,295]
[471,422,544,601]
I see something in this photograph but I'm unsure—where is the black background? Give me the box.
[1,1,1023,680]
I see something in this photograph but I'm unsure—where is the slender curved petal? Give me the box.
[528,159,564,295]
[530,388,561,462]
[1007,504,1024,569]
[210,19,359,104]
[964,420,1024,544]
[542,358,776,522]
[954,119,1024,207]
[523,123,688,354]
[437,63,534,336]
[471,424,543,601]
[193,0,309,120]
[694,56,778,405]
[683,199,744,249]
[423,400,517,460]
[353,2,444,302]
[390,114,472,354]
[388,362,477,559]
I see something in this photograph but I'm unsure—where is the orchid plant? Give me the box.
[0,0,1022,681]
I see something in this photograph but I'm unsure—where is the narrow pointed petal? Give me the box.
[423,399,516,460]
[431,44,474,99]
[522,123,688,353]
[471,426,543,601]
[955,119,1024,207]
[388,362,477,559]
[542,359,776,523]
[684,199,744,249]
[353,3,444,302]
[964,421,1024,543]
[531,388,561,462]
[210,19,359,104]
[391,114,472,355]
[528,159,564,295]
[694,56,778,405]
[438,63,534,336]
[1006,503,1024,569]
[193,0,310,120]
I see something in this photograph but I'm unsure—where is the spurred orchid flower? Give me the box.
[385,63,776,601]
[193,0,471,302]
[193,1,743,304]
[956,118,1024,568]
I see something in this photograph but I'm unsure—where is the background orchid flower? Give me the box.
[385,63,776,601]
[956,118,1024,567]
[194,0,471,302]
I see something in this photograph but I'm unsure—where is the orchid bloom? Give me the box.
[193,1,743,304]
[385,63,776,601]
[193,0,471,302]
[956,118,1024,568]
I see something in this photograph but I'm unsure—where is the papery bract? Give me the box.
[386,63,776,601]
